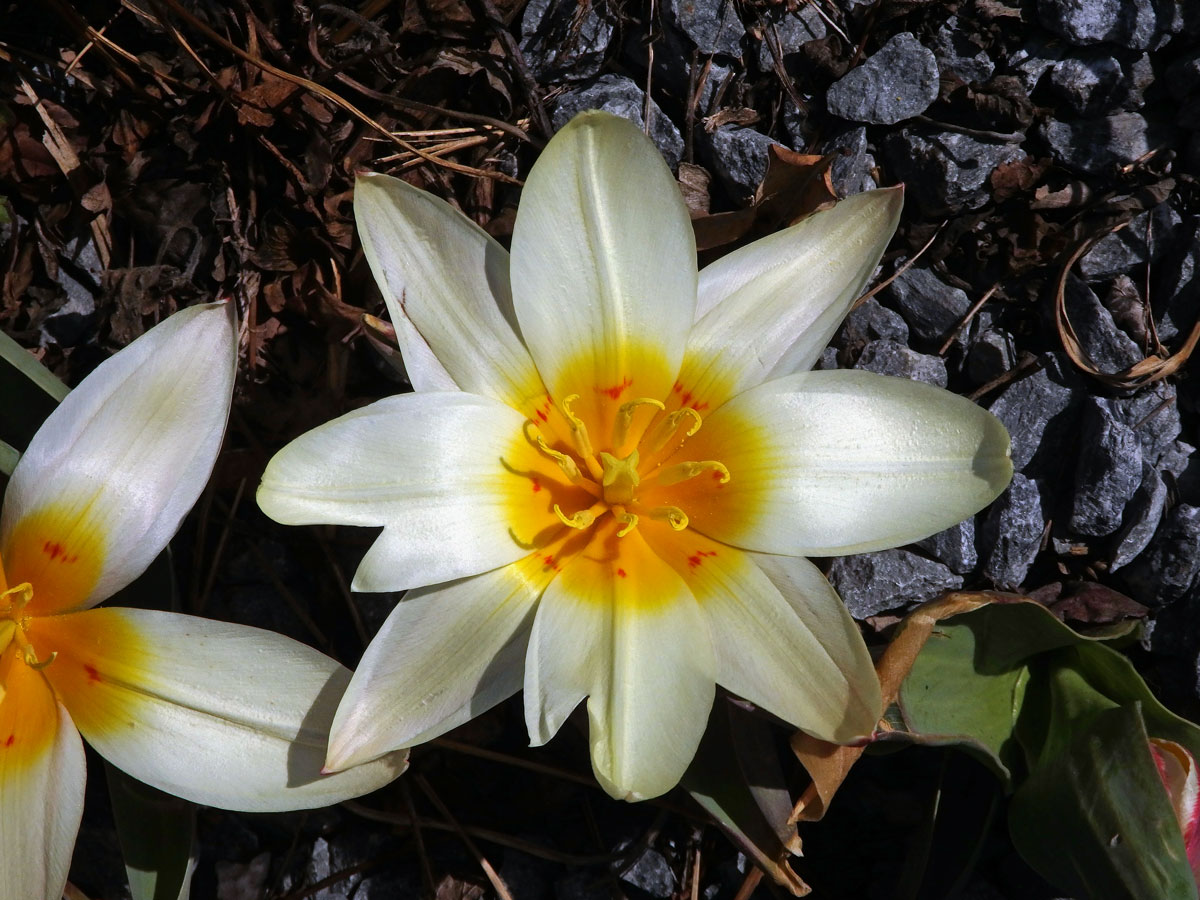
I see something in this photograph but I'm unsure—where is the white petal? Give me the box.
[524,524,715,801]
[1,303,236,613]
[354,173,544,408]
[666,370,1012,556]
[736,551,881,740]
[258,391,571,591]
[510,111,697,419]
[36,609,407,812]
[636,526,879,741]
[326,560,546,771]
[680,188,902,410]
[0,649,86,900]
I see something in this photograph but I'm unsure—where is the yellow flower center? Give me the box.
[531,391,730,540]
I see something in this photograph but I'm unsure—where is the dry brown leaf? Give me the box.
[692,145,837,253]
[1054,227,1200,389]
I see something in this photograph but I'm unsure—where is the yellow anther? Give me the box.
[535,436,584,483]
[0,582,33,615]
[646,408,703,454]
[599,450,640,505]
[649,506,689,531]
[653,460,731,486]
[25,649,57,670]
[554,503,597,530]
[613,508,639,537]
[613,397,665,450]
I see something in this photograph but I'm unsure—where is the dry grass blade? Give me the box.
[148,0,522,184]
[415,774,516,900]
[1054,224,1200,389]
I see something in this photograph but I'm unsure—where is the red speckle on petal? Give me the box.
[4,734,14,747]
[617,568,627,578]
[536,409,549,423]
[680,391,693,406]
[687,550,718,569]
[84,664,102,684]
[595,377,633,401]
[531,477,542,493]
[542,555,560,572]
[690,401,709,412]
[673,382,682,394]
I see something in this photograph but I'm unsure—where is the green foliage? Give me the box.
[898,600,1199,899]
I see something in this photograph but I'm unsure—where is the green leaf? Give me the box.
[105,762,197,900]
[0,437,18,477]
[1009,664,1197,900]
[896,620,1028,787]
[0,328,68,452]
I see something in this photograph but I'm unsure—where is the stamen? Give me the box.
[612,508,639,537]
[645,408,703,454]
[652,460,731,486]
[599,450,640,505]
[12,628,55,670]
[559,395,602,480]
[554,503,598,530]
[535,436,584,483]
[0,582,33,614]
[649,506,689,531]
[613,397,665,450]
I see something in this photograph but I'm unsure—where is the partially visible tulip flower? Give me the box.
[0,304,406,900]
[1151,738,1200,883]
[258,111,1012,800]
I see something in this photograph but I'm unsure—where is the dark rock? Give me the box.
[1122,504,1200,606]
[816,346,840,370]
[1159,439,1196,478]
[1152,215,1200,343]
[1060,274,1143,373]
[552,75,684,168]
[836,296,909,350]
[883,129,1025,213]
[932,16,995,83]
[1070,398,1144,536]
[828,548,963,617]
[987,353,1084,477]
[880,266,971,351]
[1079,202,1182,280]
[915,519,979,575]
[617,847,676,897]
[307,836,360,899]
[665,0,745,57]
[1109,462,1168,571]
[625,27,733,112]
[1007,35,1065,92]
[557,869,609,900]
[980,473,1045,590]
[520,0,615,82]
[1047,51,1153,115]
[827,33,939,125]
[1107,381,1181,465]
[1038,0,1181,50]
[1040,112,1175,175]
[699,126,778,201]
[819,125,878,196]
[855,339,949,387]
[1166,49,1200,101]
[966,328,1016,384]
[756,4,825,71]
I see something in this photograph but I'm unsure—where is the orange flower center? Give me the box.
[530,391,729,539]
